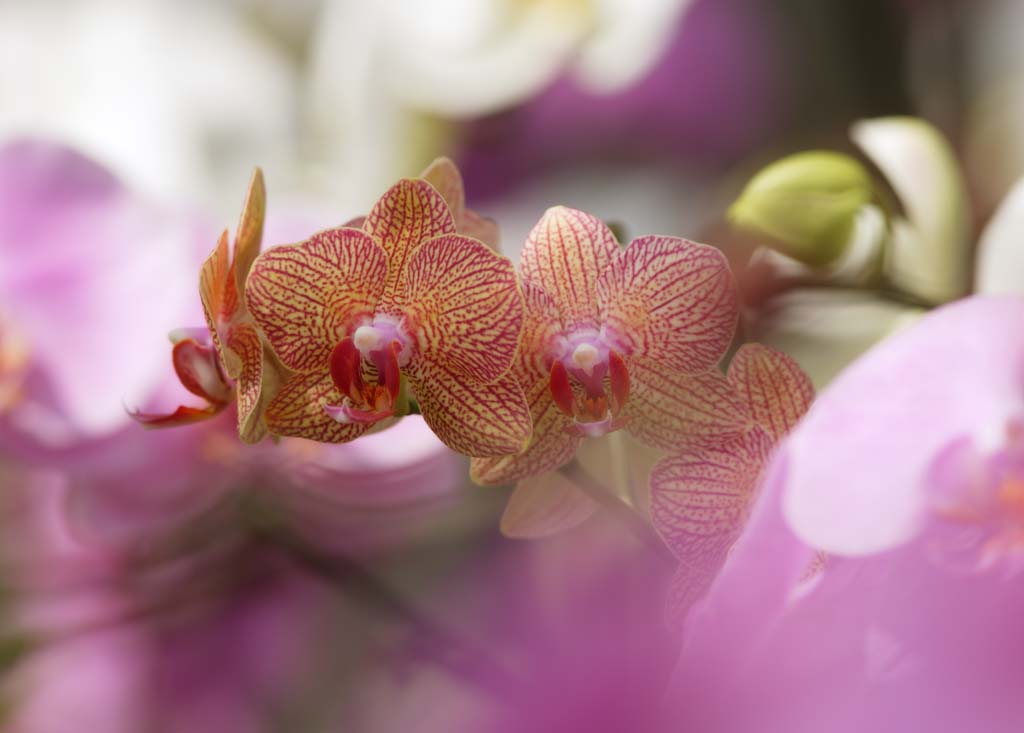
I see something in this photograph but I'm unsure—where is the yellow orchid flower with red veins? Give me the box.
[471,206,749,493]
[649,343,814,629]
[132,169,281,443]
[245,177,531,456]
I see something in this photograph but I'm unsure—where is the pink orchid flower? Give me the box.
[246,177,530,456]
[671,295,1024,732]
[471,206,747,532]
[650,343,813,627]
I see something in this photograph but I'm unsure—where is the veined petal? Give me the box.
[246,227,387,373]
[598,236,738,374]
[404,234,523,383]
[519,206,620,329]
[500,471,599,538]
[728,343,814,442]
[265,370,369,443]
[362,178,456,305]
[171,339,231,405]
[471,384,578,484]
[517,280,564,382]
[233,166,266,295]
[407,365,531,457]
[227,323,271,444]
[129,403,223,427]
[460,209,501,251]
[420,157,465,224]
[651,428,774,622]
[624,357,751,452]
[199,229,231,360]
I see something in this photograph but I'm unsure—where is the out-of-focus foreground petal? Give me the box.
[0,139,208,442]
[783,296,1024,555]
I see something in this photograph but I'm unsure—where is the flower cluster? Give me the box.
[143,158,814,598]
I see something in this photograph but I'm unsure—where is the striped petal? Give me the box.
[651,427,774,623]
[406,366,531,457]
[519,206,620,329]
[227,323,272,443]
[246,227,387,373]
[728,343,814,442]
[421,157,465,224]
[264,370,369,443]
[363,178,456,306]
[404,234,523,383]
[471,385,578,484]
[471,282,575,483]
[500,470,599,538]
[598,236,738,374]
[233,167,266,296]
[624,356,751,453]
[199,229,232,364]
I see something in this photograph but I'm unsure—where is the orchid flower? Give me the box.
[245,177,530,456]
[649,343,813,627]
[132,169,282,444]
[671,295,1024,732]
[471,206,747,534]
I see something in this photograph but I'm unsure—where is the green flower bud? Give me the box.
[729,151,874,266]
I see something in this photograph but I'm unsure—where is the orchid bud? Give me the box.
[728,151,873,266]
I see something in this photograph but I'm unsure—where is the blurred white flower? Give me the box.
[0,0,298,208]
[305,0,694,205]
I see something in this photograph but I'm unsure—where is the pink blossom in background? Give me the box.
[670,296,1024,732]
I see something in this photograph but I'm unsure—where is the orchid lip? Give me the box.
[323,400,395,425]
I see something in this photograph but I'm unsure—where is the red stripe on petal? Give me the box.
[598,236,738,374]
[470,382,578,484]
[624,356,751,452]
[246,228,387,373]
[650,428,774,625]
[728,343,814,442]
[363,178,456,307]
[265,371,369,443]
[233,167,266,295]
[403,234,523,383]
[406,363,531,457]
[199,229,231,361]
[519,206,620,330]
